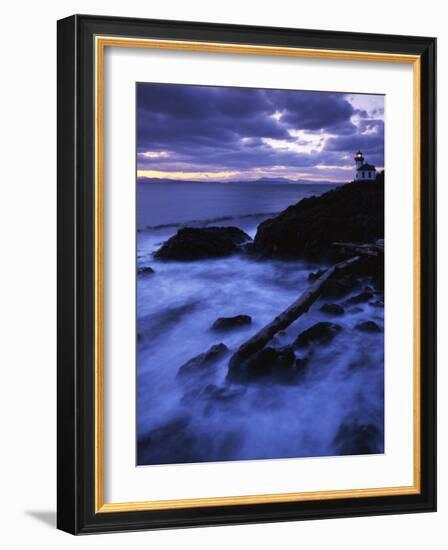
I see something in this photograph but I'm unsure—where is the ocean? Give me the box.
[136,181,384,465]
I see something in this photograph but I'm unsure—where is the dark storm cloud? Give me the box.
[137,84,288,150]
[137,83,384,180]
[267,90,356,132]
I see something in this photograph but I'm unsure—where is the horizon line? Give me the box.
[136,175,352,185]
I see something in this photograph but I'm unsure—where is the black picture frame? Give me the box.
[57,14,436,534]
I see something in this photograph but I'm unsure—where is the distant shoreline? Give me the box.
[137,177,346,186]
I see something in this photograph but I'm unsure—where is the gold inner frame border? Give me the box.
[94,36,421,513]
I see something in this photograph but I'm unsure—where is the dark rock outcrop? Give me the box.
[252,178,384,260]
[320,303,345,315]
[177,343,229,378]
[355,320,381,333]
[320,277,354,299]
[154,226,252,260]
[211,315,252,331]
[294,322,342,348]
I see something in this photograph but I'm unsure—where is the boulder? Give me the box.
[320,303,345,315]
[251,177,384,260]
[177,343,229,378]
[355,320,381,333]
[294,322,342,348]
[154,226,252,260]
[227,345,297,383]
[211,315,252,331]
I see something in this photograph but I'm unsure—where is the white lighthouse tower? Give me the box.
[354,150,377,181]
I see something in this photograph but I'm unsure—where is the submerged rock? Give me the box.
[177,343,229,378]
[139,301,198,335]
[202,384,246,401]
[181,383,246,407]
[345,291,374,305]
[355,320,381,333]
[138,265,155,275]
[227,345,298,384]
[295,355,309,372]
[137,416,197,465]
[320,303,345,315]
[138,416,242,464]
[333,421,382,455]
[251,177,384,260]
[294,322,342,348]
[154,226,252,260]
[211,315,252,331]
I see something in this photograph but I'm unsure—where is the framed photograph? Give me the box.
[57,14,436,534]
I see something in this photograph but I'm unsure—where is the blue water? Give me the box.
[137,180,337,231]
[136,181,384,465]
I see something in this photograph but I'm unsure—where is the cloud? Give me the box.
[268,90,357,133]
[137,83,384,182]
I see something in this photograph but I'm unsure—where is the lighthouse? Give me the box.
[354,150,377,181]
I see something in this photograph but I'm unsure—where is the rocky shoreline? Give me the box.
[149,176,384,264]
[252,174,384,260]
[138,176,385,462]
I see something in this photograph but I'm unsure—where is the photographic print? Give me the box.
[136,82,385,466]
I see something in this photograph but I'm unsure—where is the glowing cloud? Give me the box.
[263,129,328,155]
[139,151,171,159]
[137,169,240,181]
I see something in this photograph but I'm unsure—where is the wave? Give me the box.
[143,211,279,231]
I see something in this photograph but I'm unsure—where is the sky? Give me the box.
[137,83,384,183]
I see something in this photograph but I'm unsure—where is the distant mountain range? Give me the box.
[137,176,343,186]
